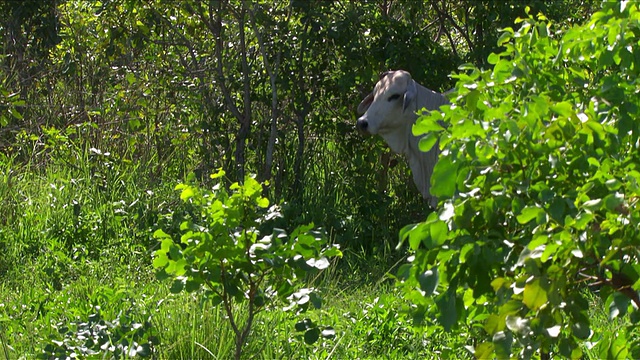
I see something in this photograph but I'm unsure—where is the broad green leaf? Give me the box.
[605,178,622,190]
[523,279,548,310]
[431,156,459,197]
[417,267,439,296]
[484,314,505,335]
[488,52,501,65]
[581,198,602,211]
[603,193,624,211]
[170,279,184,293]
[397,223,417,249]
[418,132,438,152]
[180,186,195,200]
[428,220,448,247]
[516,206,544,224]
[153,229,172,240]
[8,108,23,120]
[406,222,429,251]
[493,331,512,360]
[459,243,475,263]
[551,101,574,117]
[609,332,630,360]
[609,292,630,319]
[413,116,445,135]
[210,169,226,179]
[474,341,495,360]
[257,197,269,208]
[304,327,320,345]
[152,253,169,269]
[185,279,201,292]
[571,321,590,340]
[436,290,457,331]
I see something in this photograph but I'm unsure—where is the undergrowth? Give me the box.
[0,139,627,359]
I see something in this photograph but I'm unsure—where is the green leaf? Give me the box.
[304,327,320,345]
[609,332,630,360]
[523,278,548,310]
[431,156,459,198]
[8,107,23,120]
[413,115,445,135]
[516,206,544,224]
[417,267,439,296]
[257,197,269,208]
[551,101,574,117]
[397,223,418,249]
[505,315,530,335]
[310,292,322,309]
[571,321,590,340]
[609,292,630,319]
[484,314,505,335]
[170,279,184,293]
[406,223,429,251]
[428,220,448,247]
[582,198,602,211]
[436,290,457,331]
[605,178,622,191]
[493,331,512,360]
[153,229,172,240]
[475,341,495,360]
[488,52,501,65]
[295,319,312,332]
[152,253,169,269]
[180,186,195,200]
[603,193,624,211]
[185,279,201,292]
[418,132,438,152]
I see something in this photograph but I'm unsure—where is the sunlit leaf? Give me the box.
[523,279,548,310]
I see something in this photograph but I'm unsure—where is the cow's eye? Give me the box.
[388,94,401,101]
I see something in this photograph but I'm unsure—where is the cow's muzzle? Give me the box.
[356,118,369,132]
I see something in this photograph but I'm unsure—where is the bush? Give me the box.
[399,4,640,359]
[153,170,342,359]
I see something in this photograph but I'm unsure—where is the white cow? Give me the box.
[356,70,449,208]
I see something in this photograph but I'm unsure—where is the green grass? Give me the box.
[0,148,633,359]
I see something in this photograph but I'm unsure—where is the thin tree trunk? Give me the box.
[292,20,312,203]
[235,3,252,183]
[210,0,251,184]
[249,5,282,183]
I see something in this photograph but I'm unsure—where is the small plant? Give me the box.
[153,170,341,359]
[38,306,158,359]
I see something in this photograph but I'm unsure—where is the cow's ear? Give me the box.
[403,80,417,112]
[357,93,374,115]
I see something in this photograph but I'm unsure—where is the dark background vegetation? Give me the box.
[1,0,597,253]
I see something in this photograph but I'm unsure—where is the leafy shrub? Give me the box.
[153,170,342,359]
[399,4,640,359]
[39,306,158,359]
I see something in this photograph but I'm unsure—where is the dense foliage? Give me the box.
[3,0,628,358]
[402,3,640,358]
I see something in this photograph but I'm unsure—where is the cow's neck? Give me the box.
[379,117,416,155]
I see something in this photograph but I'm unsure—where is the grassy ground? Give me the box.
[0,151,629,359]
[0,149,455,359]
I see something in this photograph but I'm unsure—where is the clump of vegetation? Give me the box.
[400,3,640,359]
[153,171,342,359]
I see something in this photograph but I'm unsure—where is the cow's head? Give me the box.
[356,70,417,135]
